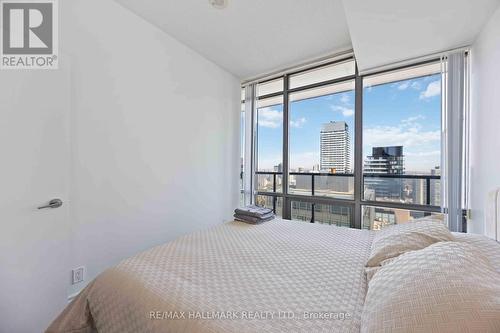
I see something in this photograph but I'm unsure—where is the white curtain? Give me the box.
[242,84,256,206]
[441,51,468,232]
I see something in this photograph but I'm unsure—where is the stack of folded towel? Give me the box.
[234,205,275,224]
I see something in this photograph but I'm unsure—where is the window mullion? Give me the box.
[353,65,363,229]
[282,75,291,219]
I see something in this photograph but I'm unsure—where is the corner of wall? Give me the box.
[468,4,500,236]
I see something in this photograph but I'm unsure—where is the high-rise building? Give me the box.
[412,178,426,204]
[320,121,350,173]
[430,166,441,206]
[364,146,404,174]
[364,146,405,199]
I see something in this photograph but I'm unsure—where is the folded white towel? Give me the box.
[234,213,275,224]
[235,205,273,218]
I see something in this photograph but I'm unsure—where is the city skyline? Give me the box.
[256,73,442,174]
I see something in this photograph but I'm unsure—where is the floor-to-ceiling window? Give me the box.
[361,62,444,229]
[288,81,355,200]
[253,58,357,226]
[245,56,451,229]
[255,78,284,216]
[287,61,356,226]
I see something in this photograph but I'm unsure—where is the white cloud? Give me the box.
[340,93,350,104]
[364,115,440,172]
[331,105,354,117]
[404,151,441,172]
[341,107,355,117]
[411,81,422,90]
[396,80,422,91]
[290,117,306,128]
[420,80,441,99]
[364,125,440,149]
[258,107,282,128]
[405,151,440,157]
[397,81,410,90]
[401,115,425,125]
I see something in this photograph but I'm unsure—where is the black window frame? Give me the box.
[248,57,443,228]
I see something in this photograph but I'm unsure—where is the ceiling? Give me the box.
[343,0,500,72]
[114,0,352,79]
[114,0,500,79]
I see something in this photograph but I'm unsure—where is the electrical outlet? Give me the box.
[72,266,85,284]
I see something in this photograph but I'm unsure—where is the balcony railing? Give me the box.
[363,173,440,206]
[255,171,440,206]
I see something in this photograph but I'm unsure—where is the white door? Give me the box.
[0,61,71,332]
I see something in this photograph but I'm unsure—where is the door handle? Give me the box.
[38,198,63,209]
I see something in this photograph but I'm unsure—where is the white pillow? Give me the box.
[366,218,454,267]
[361,242,500,333]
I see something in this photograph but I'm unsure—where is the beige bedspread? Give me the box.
[47,220,500,333]
[47,219,374,333]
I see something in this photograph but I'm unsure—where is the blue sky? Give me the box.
[256,74,442,174]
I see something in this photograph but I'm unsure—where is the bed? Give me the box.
[46,218,500,333]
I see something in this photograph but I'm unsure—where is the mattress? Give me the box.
[47,219,374,333]
[47,220,500,333]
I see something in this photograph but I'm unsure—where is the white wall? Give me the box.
[62,0,240,295]
[469,5,500,237]
[0,0,239,330]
